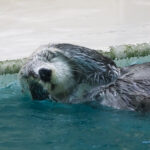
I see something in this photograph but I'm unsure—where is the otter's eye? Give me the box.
[39,50,57,61]
[46,52,57,61]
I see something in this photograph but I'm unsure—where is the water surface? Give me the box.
[0,57,150,150]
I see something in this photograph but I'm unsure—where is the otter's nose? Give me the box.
[39,68,51,82]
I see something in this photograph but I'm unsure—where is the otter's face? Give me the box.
[19,48,76,101]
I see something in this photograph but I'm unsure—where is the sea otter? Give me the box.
[19,43,150,111]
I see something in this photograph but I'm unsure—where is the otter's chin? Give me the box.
[27,81,49,100]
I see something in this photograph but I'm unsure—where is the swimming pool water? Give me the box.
[0,57,150,150]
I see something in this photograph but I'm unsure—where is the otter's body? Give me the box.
[88,63,150,111]
[19,43,150,111]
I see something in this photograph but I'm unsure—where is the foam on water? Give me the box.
[0,56,150,150]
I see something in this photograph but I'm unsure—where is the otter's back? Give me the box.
[123,62,150,80]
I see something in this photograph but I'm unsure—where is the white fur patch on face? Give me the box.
[39,57,76,96]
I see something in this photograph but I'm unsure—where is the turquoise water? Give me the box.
[0,57,150,150]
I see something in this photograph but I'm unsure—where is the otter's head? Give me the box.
[19,43,119,102]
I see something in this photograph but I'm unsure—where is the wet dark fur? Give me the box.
[86,63,150,111]
[20,43,150,111]
[54,44,119,85]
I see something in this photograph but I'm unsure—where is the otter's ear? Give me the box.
[28,82,49,100]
